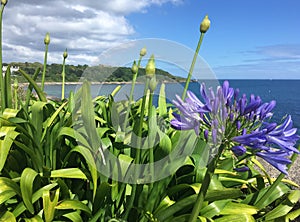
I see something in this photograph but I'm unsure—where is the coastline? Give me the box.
[18,79,187,86]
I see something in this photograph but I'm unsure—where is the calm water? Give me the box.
[44,80,300,129]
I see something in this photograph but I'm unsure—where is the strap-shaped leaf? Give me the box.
[18,69,46,102]
[43,188,60,222]
[13,183,58,217]
[158,83,167,116]
[0,211,16,222]
[0,177,21,204]
[50,168,87,179]
[0,129,19,171]
[263,190,300,221]
[20,168,39,214]
[55,200,92,215]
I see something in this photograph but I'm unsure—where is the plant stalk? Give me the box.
[182,33,205,100]
[123,56,143,131]
[123,78,150,220]
[61,57,66,100]
[188,145,223,222]
[41,44,49,91]
[0,4,5,112]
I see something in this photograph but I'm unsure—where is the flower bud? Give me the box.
[44,32,50,45]
[200,15,210,33]
[131,60,138,74]
[145,54,155,79]
[232,145,246,156]
[63,48,68,59]
[1,0,7,6]
[140,47,147,57]
[149,76,157,92]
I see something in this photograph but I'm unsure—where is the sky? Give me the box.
[2,0,300,79]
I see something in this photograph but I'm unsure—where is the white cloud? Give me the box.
[2,0,181,65]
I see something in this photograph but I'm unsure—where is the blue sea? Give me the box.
[44,80,300,129]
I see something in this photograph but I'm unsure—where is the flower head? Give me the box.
[171,80,299,174]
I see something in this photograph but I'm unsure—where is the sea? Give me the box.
[44,80,300,129]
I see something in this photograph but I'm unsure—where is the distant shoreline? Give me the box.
[18,80,187,86]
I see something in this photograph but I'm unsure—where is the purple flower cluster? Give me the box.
[171,81,299,174]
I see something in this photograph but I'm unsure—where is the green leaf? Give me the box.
[13,183,58,217]
[55,200,92,215]
[43,188,60,222]
[0,129,19,172]
[22,215,43,222]
[62,211,83,222]
[18,69,47,102]
[0,211,16,222]
[50,168,87,179]
[263,190,300,221]
[68,145,98,200]
[214,214,255,222]
[200,200,231,218]
[242,182,290,210]
[20,168,39,214]
[285,208,300,221]
[158,83,167,116]
[220,202,258,215]
[31,101,47,144]
[4,65,12,109]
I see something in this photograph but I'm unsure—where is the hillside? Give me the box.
[5,62,186,83]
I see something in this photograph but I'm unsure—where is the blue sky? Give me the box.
[127,0,300,79]
[3,0,300,79]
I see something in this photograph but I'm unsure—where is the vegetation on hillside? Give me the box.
[5,62,186,83]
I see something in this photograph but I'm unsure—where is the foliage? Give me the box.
[0,3,299,222]
[5,62,185,83]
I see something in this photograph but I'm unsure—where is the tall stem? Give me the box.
[123,79,150,220]
[41,44,49,91]
[182,33,205,100]
[61,57,66,100]
[188,146,223,222]
[0,4,5,112]
[123,56,142,131]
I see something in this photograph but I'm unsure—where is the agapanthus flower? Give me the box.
[171,80,299,174]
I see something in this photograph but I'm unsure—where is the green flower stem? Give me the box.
[41,44,49,91]
[0,4,5,112]
[123,56,143,131]
[182,33,205,100]
[13,79,18,109]
[61,56,66,100]
[188,145,224,222]
[254,147,300,209]
[123,78,150,220]
[147,90,154,191]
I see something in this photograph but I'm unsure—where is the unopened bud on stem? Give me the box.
[131,60,138,74]
[200,15,210,33]
[44,32,50,45]
[140,47,147,57]
[149,76,157,92]
[1,0,7,6]
[145,55,155,79]
[63,48,68,59]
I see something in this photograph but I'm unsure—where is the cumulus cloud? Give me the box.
[2,0,181,65]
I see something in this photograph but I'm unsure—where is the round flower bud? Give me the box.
[63,49,68,59]
[145,55,155,79]
[1,0,7,6]
[149,76,157,92]
[44,32,50,45]
[131,60,138,74]
[140,47,147,57]
[200,15,210,33]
